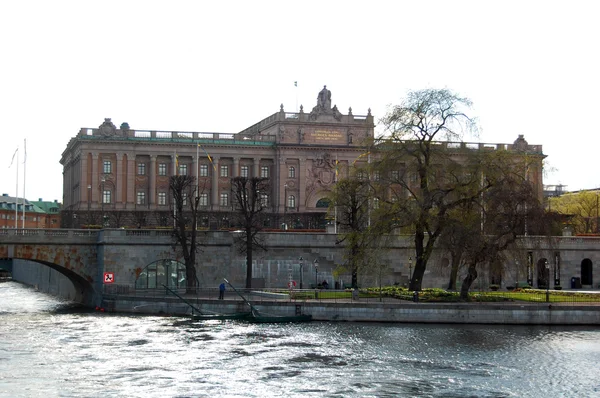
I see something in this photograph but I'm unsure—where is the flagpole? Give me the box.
[15,149,19,229]
[22,139,26,229]
[294,81,298,112]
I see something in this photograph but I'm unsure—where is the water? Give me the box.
[1,281,599,398]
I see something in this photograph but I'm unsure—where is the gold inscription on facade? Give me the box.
[312,130,344,142]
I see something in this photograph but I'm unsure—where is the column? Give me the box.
[150,155,157,207]
[91,153,99,207]
[233,157,240,178]
[115,153,123,207]
[212,156,220,210]
[126,153,135,208]
[253,157,260,178]
[298,158,306,212]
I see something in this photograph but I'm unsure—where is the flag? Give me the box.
[198,144,217,171]
[9,148,18,168]
[175,152,179,175]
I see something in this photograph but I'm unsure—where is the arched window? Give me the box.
[287,195,296,209]
[316,198,330,208]
[288,166,296,178]
[135,259,187,289]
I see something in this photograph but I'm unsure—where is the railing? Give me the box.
[101,285,600,304]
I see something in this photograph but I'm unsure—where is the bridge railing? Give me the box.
[101,284,600,304]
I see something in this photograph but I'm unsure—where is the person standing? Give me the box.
[219,282,226,300]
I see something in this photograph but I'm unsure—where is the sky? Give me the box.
[1,1,599,203]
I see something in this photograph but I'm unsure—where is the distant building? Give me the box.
[60,87,545,229]
[0,194,61,229]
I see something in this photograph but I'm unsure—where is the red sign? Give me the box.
[103,272,115,284]
[288,280,296,288]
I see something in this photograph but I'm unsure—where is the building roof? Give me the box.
[0,194,59,214]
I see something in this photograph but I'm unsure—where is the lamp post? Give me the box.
[545,260,550,303]
[100,176,106,228]
[314,258,319,288]
[299,256,304,289]
[408,256,412,287]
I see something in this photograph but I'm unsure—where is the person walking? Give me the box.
[219,282,226,300]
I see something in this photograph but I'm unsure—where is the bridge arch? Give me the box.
[3,256,95,304]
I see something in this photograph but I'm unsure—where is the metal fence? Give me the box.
[102,284,600,305]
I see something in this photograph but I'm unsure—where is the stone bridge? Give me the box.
[1,229,599,306]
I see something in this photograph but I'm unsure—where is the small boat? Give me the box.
[162,284,251,320]
[224,279,313,323]
[247,312,313,323]
[191,312,252,321]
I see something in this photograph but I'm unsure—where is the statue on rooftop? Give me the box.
[310,85,336,120]
[317,85,332,111]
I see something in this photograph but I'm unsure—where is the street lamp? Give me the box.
[408,256,412,287]
[545,260,550,303]
[314,258,319,288]
[299,256,304,289]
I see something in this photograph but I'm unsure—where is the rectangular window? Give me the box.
[391,170,399,180]
[220,193,229,207]
[102,190,112,204]
[182,193,188,206]
[288,166,295,178]
[200,164,208,177]
[241,165,249,178]
[199,193,208,206]
[137,163,146,175]
[137,192,146,205]
[261,166,269,178]
[158,163,167,176]
[220,165,228,177]
[374,171,380,181]
[179,164,187,176]
[261,194,268,207]
[158,192,166,205]
[103,160,112,174]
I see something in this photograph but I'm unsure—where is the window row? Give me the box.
[99,191,274,207]
[102,161,296,179]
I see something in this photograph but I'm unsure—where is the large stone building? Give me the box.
[60,87,374,228]
[60,87,545,229]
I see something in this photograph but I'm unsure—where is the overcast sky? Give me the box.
[1,1,598,203]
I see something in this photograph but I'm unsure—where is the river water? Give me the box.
[1,281,599,398]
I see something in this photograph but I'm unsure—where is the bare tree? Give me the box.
[170,175,202,294]
[458,163,545,299]
[376,89,480,290]
[230,176,270,288]
[328,173,373,288]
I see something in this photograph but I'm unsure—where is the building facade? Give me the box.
[60,87,544,229]
[0,194,61,229]
[60,87,374,228]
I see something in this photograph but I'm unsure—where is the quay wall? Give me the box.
[101,296,600,326]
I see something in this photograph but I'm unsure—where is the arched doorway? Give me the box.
[536,258,550,288]
[581,258,593,286]
[135,259,187,289]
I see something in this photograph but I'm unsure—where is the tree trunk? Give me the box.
[447,255,461,290]
[460,263,478,300]
[245,228,253,288]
